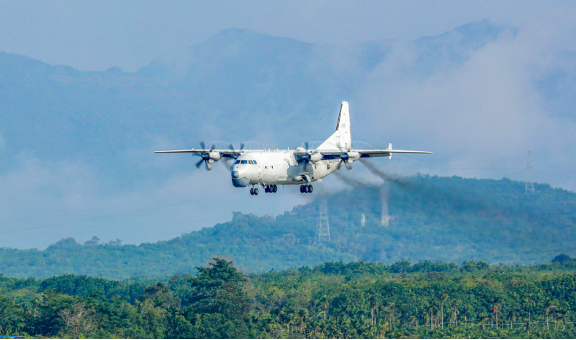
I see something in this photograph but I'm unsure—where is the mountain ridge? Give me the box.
[1,174,575,279]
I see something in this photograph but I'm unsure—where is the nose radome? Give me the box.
[232,171,240,178]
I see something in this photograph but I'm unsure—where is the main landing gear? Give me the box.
[265,185,278,193]
[251,185,278,195]
[300,184,313,193]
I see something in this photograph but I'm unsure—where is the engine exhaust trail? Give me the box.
[333,171,372,187]
[359,159,422,191]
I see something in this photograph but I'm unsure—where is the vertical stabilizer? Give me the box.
[318,101,352,150]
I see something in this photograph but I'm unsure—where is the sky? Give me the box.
[0,1,574,72]
[1,1,576,248]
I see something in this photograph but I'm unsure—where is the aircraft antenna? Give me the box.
[316,198,331,247]
[381,184,390,226]
[525,150,535,194]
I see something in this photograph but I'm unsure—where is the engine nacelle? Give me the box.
[347,151,360,161]
[310,152,323,162]
[208,151,221,161]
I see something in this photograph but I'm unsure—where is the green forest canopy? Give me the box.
[2,175,576,279]
[2,258,576,338]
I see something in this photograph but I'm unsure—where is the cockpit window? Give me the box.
[253,160,257,164]
[248,160,253,164]
[234,160,240,165]
[241,160,247,164]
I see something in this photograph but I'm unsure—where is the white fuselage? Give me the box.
[230,150,341,187]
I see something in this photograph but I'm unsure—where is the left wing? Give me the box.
[317,148,432,160]
[357,149,432,158]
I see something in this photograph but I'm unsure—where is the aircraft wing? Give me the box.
[357,149,432,158]
[154,149,239,158]
[317,148,432,159]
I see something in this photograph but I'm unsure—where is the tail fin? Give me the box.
[318,101,352,150]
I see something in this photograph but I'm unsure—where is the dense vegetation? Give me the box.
[2,175,576,279]
[2,257,576,338]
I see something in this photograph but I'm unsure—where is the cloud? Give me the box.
[355,22,576,190]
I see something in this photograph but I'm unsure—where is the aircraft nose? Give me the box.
[232,170,240,178]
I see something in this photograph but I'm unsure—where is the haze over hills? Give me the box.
[1,175,575,279]
[0,20,517,180]
[2,19,576,248]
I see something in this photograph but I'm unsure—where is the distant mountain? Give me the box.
[0,20,517,189]
[1,175,575,279]
[5,19,576,249]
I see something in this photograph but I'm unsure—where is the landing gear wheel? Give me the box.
[272,185,278,193]
[254,188,259,195]
[300,185,305,193]
[265,186,270,193]
[308,185,313,193]
[250,188,254,195]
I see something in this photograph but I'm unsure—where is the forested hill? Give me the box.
[2,174,576,279]
[3,258,576,338]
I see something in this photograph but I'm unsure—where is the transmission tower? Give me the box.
[525,150,535,194]
[380,184,390,226]
[316,198,331,247]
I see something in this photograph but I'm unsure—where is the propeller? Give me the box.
[336,150,360,171]
[297,142,323,164]
[337,153,353,171]
[194,141,217,172]
[221,143,246,170]
[228,142,246,159]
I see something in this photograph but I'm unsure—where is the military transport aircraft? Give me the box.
[155,102,431,195]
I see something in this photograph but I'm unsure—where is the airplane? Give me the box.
[155,101,431,195]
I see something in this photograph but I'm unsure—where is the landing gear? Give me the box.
[264,185,278,193]
[250,187,259,195]
[300,184,313,193]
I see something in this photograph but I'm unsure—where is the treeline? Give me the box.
[2,258,576,338]
[2,175,576,279]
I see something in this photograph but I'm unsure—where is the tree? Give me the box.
[186,258,250,338]
[0,296,22,335]
[59,302,96,338]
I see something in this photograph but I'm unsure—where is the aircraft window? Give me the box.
[241,160,247,164]
[253,160,257,164]
[234,160,240,164]
[249,160,253,164]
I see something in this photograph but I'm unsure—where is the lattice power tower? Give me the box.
[525,150,535,194]
[316,198,331,247]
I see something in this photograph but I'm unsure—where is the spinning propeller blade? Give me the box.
[195,158,204,170]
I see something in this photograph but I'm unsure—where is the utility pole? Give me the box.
[381,184,390,226]
[525,150,535,194]
[316,198,331,247]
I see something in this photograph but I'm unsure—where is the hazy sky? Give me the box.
[2,1,576,248]
[1,1,575,71]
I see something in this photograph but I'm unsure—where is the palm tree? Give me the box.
[523,297,535,330]
[493,303,500,329]
[440,294,450,329]
[546,304,557,330]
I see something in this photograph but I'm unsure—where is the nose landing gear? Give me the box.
[250,187,259,195]
[300,184,313,193]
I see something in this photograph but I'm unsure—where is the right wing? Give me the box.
[155,148,240,158]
